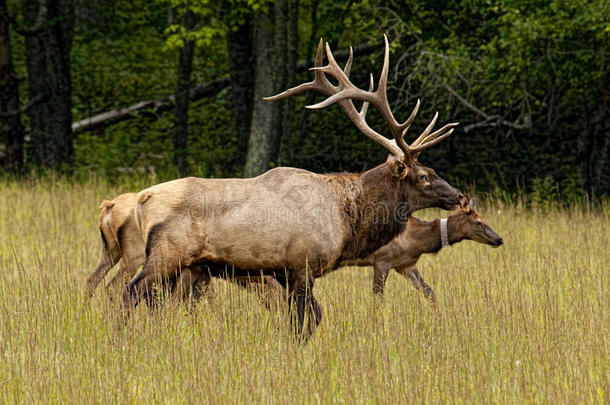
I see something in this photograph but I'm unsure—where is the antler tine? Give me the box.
[377,34,390,99]
[398,99,420,138]
[412,121,459,148]
[312,38,329,85]
[344,46,353,78]
[411,112,439,146]
[374,34,410,139]
[359,74,374,117]
[264,39,334,102]
[411,127,457,154]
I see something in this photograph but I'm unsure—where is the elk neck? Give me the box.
[338,162,407,261]
[442,215,466,247]
[409,216,462,255]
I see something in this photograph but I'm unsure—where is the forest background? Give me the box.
[1,0,609,202]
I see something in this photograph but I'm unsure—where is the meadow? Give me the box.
[0,177,607,403]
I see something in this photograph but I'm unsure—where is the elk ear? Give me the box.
[459,195,469,210]
[387,155,409,179]
[469,198,476,209]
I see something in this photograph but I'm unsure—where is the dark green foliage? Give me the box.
[1,0,608,197]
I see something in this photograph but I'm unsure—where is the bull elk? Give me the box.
[123,35,464,338]
[343,198,503,302]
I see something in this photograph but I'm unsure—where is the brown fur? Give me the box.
[87,193,284,303]
[124,157,462,338]
[86,193,146,297]
[345,201,503,301]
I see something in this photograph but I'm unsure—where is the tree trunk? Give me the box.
[244,4,277,177]
[295,0,319,158]
[23,0,74,169]
[172,10,196,176]
[278,0,299,165]
[0,0,23,171]
[226,17,254,161]
[270,0,288,165]
[245,0,293,177]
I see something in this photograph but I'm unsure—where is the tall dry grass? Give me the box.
[0,178,607,403]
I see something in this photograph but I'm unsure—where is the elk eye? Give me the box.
[419,175,428,182]
[477,221,483,226]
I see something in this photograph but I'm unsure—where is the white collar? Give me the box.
[440,218,450,248]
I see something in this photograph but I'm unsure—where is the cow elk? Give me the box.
[86,193,146,298]
[86,192,208,303]
[123,35,463,338]
[86,192,282,304]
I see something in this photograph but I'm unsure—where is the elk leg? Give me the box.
[372,260,391,296]
[288,271,316,339]
[396,266,436,302]
[307,295,323,336]
[254,276,286,310]
[86,238,121,297]
[191,270,213,303]
[171,268,195,304]
[121,254,179,312]
[104,259,142,300]
[172,267,212,305]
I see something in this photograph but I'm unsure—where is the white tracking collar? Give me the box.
[440,218,450,248]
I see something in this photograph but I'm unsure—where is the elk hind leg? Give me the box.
[172,267,212,305]
[104,258,143,300]
[121,253,179,312]
[86,230,120,297]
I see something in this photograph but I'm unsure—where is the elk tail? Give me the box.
[99,200,119,249]
[134,192,152,235]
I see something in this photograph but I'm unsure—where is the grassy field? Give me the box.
[0,177,607,403]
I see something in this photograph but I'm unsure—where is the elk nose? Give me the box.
[496,237,504,246]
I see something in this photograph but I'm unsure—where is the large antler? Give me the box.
[265,34,459,164]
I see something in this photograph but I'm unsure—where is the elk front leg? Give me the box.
[288,270,319,340]
[396,265,436,303]
[372,260,391,296]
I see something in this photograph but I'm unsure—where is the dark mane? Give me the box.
[338,162,407,262]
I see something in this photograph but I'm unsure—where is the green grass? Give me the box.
[0,178,608,403]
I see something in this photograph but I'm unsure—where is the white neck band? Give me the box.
[440,218,450,248]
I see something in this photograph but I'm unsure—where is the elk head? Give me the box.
[448,198,504,247]
[265,34,463,212]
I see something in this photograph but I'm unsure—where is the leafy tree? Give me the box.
[0,0,23,171]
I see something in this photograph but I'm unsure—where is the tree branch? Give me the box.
[0,93,45,117]
[72,77,230,133]
[432,72,530,132]
[72,43,377,134]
